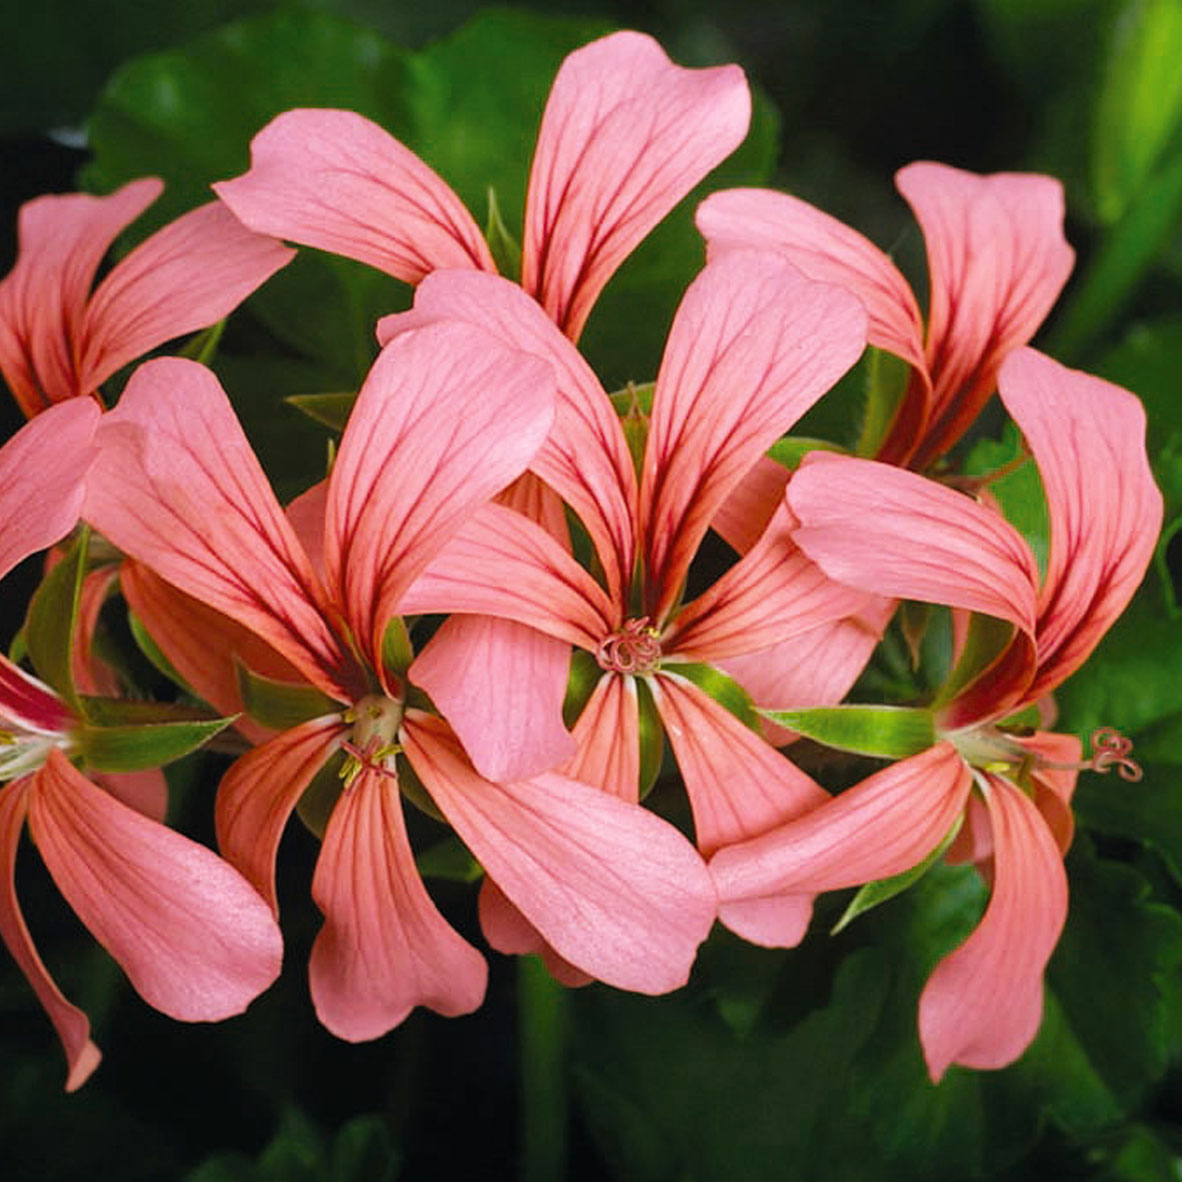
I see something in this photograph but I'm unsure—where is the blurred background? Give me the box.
[2,1,1181,1178]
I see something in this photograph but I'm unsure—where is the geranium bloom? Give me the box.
[0,177,293,418]
[83,326,717,1041]
[213,30,750,343]
[385,252,872,952]
[697,161,1074,471]
[710,348,1162,1079]
[0,399,283,1091]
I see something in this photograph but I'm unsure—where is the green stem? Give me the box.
[518,956,569,1182]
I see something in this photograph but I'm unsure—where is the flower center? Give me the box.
[595,617,662,674]
[952,724,1142,783]
[340,693,404,787]
[0,729,67,782]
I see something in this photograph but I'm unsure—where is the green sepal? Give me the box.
[761,704,936,760]
[77,709,237,772]
[295,747,347,839]
[284,392,357,432]
[128,610,189,691]
[78,696,229,727]
[830,813,963,934]
[25,527,88,710]
[635,675,664,801]
[485,186,522,281]
[765,436,846,471]
[178,317,225,365]
[667,663,761,733]
[380,617,414,679]
[563,649,602,728]
[609,381,654,476]
[933,612,1016,710]
[416,835,483,883]
[855,345,910,457]
[397,754,446,824]
[236,660,338,731]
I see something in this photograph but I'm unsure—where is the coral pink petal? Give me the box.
[93,770,168,824]
[213,109,494,282]
[0,777,101,1090]
[121,561,302,746]
[216,717,347,912]
[562,673,640,803]
[478,878,593,988]
[83,358,355,700]
[918,773,1068,1080]
[650,673,829,857]
[285,479,328,585]
[0,178,161,414]
[399,502,614,648]
[788,452,1040,634]
[999,349,1163,700]
[899,164,1074,467]
[0,653,73,735]
[324,322,555,670]
[710,455,791,556]
[666,504,872,661]
[378,271,636,595]
[719,894,817,950]
[0,397,98,582]
[72,566,120,697]
[401,712,716,994]
[696,187,927,373]
[28,751,283,1021]
[80,202,293,391]
[641,252,867,620]
[410,613,575,783]
[710,742,971,902]
[523,31,750,340]
[308,763,487,1041]
[1017,730,1082,855]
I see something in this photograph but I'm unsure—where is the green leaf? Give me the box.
[1092,0,1182,223]
[25,528,88,709]
[78,713,235,772]
[762,704,936,760]
[415,836,482,884]
[765,436,847,470]
[284,393,357,433]
[665,663,760,732]
[236,661,338,732]
[832,815,964,934]
[329,1116,401,1182]
[178,317,225,365]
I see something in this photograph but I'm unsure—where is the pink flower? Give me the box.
[0,178,293,418]
[697,162,1075,471]
[83,326,717,1041]
[0,400,282,1091]
[386,252,873,950]
[213,30,750,342]
[710,348,1162,1079]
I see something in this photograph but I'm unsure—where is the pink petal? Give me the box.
[401,712,716,994]
[308,762,487,1041]
[718,894,816,950]
[998,349,1163,700]
[665,503,872,661]
[27,751,283,1021]
[409,614,575,783]
[378,271,637,597]
[121,561,303,746]
[918,773,1068,1080]
[709,742,971,902]
[650,672,829,857]
[0,178,160,414]
[0,776,101,1090]
[323,322,555,672]
[72,565,121,697]
[79,202,293,391]
[0,397,99,582]
[215,716,347,913]
[898,164,1074,468]
[696,187,927,373]
[213,109,495,283]
[788,452,1040,634]
[92,770,168,824]
[478,878,593,988]
[641,252,867,621]
[1016,729,1082,856]
[83,358,358,701]
[0,653,73,735]
[285,479,328,585]
[523,31,750,341]
[561,672,640,803]
[709,455,791,556]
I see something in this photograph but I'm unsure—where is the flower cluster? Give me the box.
[0,30,1161,1091]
